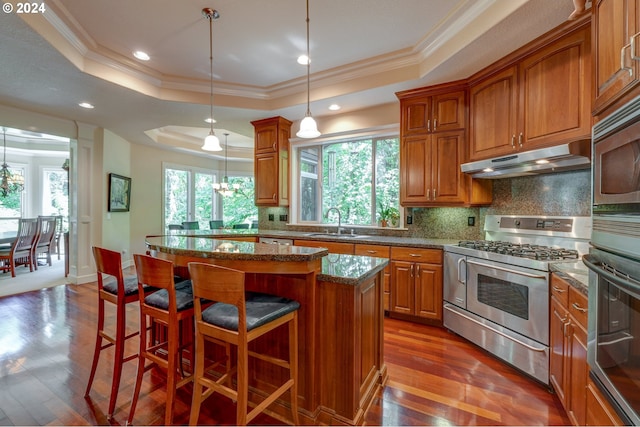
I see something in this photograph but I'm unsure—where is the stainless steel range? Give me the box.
[443,215,592,385]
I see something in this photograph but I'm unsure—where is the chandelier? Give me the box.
[213,133,240,196]
[201,7,222,151]
[0,128,24,198]
[296,0,321,138]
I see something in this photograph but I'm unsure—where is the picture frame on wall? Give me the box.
[108,173,131,212]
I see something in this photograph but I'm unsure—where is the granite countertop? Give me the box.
[550,259,589,296]
[318,254,388,286]
[168,228,458,249]
[145,235,328,262]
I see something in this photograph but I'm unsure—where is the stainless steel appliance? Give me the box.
[443,215,591,385]
[585,94,640,425]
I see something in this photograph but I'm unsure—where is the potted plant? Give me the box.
[378,201,390,227]
[388,207,400,227]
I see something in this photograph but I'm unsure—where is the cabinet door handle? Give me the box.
[272,142,277,151]
[433,119,437,131]
[427,189,431,200]
[631,32,640,61]
[511,134,516,148]
[272,193,277,201]
[552,286,567,293]
[409,253,422,258]
[563,320,571,337]
[433,188,437,199]
[622,43,633,76]
[427,119,431,133]
[366,250,377,254]
[410,264,414,278]
[518,132,523,147]
[572,302,587,313]
[416,264,420,277]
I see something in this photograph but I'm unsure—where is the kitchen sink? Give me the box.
[304,233,371,239]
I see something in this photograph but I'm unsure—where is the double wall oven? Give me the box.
[444,215,591,385]
[586,94,640,425]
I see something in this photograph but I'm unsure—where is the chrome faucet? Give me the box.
[325,207,342,235]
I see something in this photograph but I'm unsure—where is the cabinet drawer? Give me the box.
[355,244,391,272]
[390,247,442,264]
[568,286,588,328]
[551,274,570,307]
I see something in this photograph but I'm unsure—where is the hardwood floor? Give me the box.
[0,282,570,426]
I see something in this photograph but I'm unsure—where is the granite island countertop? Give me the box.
[146,234,388,285]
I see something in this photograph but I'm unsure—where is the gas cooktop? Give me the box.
[457,240,580,261]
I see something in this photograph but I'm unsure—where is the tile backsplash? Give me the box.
[258,169,592,240]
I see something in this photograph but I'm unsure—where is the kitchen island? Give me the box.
[146,235,389,425]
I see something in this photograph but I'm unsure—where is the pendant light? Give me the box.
[0,128,24,197]
[213,133,240,196]
[201,8,222,151]
[296,0,321,138]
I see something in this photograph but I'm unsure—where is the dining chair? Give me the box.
[128,254,196,426]
[187,262,300,426]
[209,220,224,229]
[32,215,58,269]
[85,246,147,420]
[182,221,199,230]
[231,223,249,229]
[0,217,39,277]
[168,224,184,231]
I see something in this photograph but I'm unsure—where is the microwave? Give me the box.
[593,95,640,214]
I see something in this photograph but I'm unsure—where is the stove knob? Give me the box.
[514,220,520,228]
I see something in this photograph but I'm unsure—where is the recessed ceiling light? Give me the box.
[78,102,94,109]
[328,104,341,111]
[133,50,150,61]
[297,55,310,65]
[204,117,216,124]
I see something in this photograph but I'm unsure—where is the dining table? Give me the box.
[0,231,17,246]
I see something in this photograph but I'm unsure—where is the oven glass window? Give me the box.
[596,278,640,415]
[477,274,529,320]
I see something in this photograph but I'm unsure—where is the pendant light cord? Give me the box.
[305,0,311,116]
[208,12,214,133]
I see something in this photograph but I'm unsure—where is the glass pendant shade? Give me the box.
[202,132,222,151]
[296,114,320,138]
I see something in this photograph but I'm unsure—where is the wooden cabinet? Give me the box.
[397,85,492,207]
[251,116,292,206]
[469,21,591,161]
[400,90,466,136]
[586,377,625,426]
[389,247,442,322]
[549,274,589,426]
[593,0,640,116]
[355,244,391,311]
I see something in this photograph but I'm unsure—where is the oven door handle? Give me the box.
[466,259,547,279]
[583,254,640,297]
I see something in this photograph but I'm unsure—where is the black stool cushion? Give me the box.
[201,292,299,332]
[103,274,139,295]
[144,280,194,312]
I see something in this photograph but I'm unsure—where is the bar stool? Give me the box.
[187,262,300,426]
[85,246,145,420]
[127,254,196,426]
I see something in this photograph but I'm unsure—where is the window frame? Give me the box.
[289,125,402,229]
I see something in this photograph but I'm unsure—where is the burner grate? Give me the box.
[457,240,580,261]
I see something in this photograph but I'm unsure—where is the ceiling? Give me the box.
[0,0,578,162]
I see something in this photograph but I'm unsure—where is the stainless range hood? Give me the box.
[461,139,591,179]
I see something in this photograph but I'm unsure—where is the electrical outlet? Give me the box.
[279,214,288,222]
[406,215,413,225]
[468,216,475,226]
[268,214,274,221]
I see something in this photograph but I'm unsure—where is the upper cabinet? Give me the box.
[397,85,492,207]
[592,0,640,117]
[401,90,466,136]
[251,116,292,207]
[469,20,592,161]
